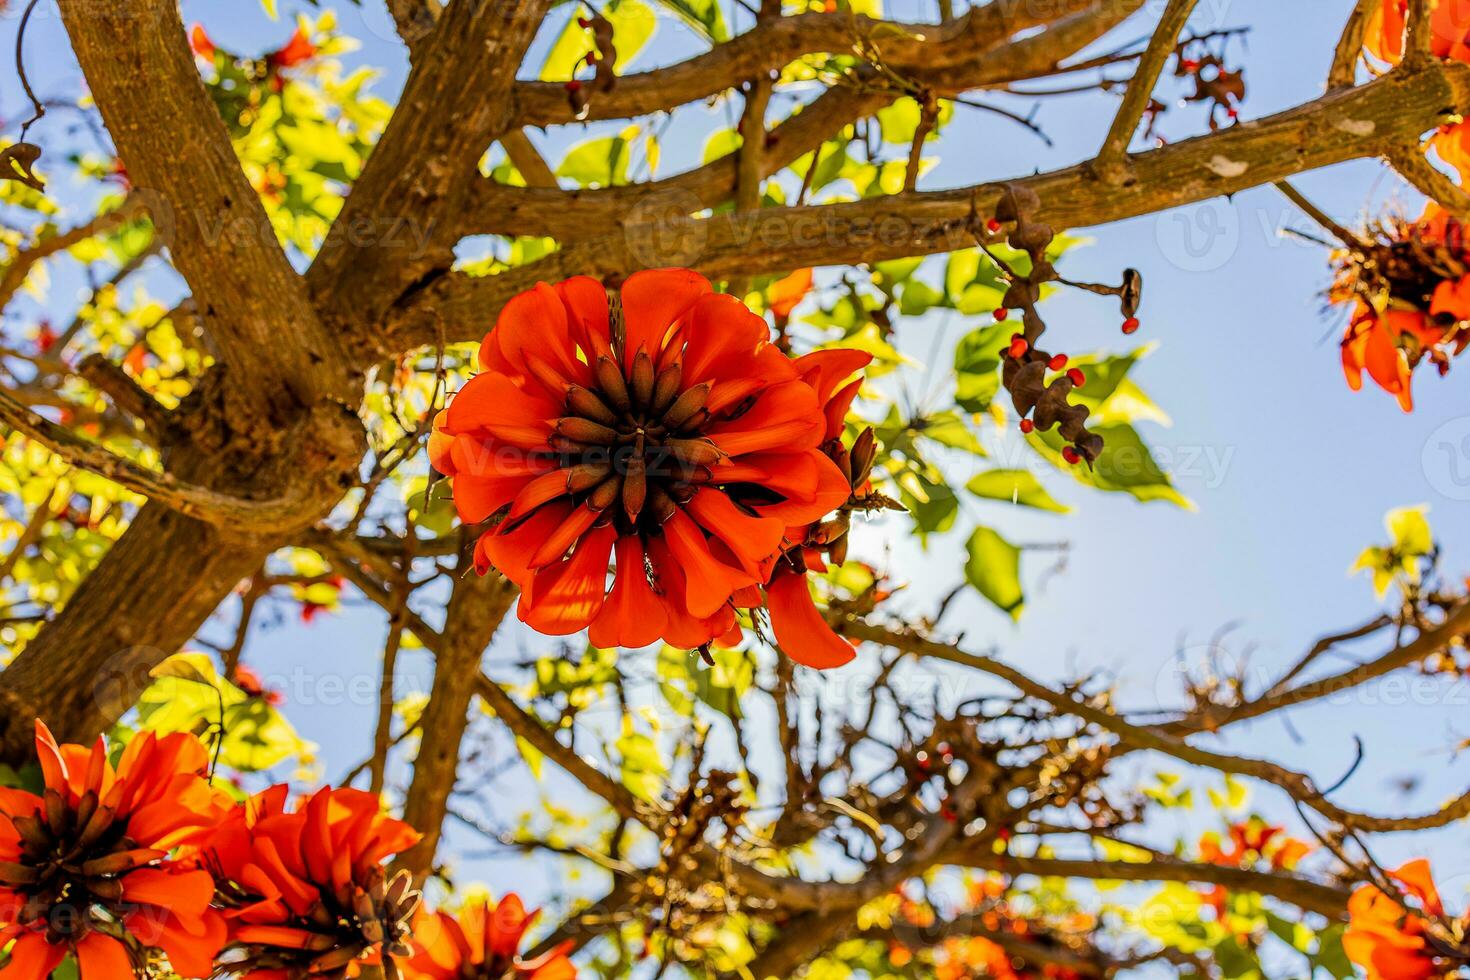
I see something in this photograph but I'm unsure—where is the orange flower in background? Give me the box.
[401,894,576,980]
[1330,203,1470,410]
[199,785,421,978]
[767,267,815,320]
[1366,0,1470,63]
[1344,860,1450,980]
[432,269,871,663]
[0,722,229,979]
[189,24,217,61]
[267,26,318,70]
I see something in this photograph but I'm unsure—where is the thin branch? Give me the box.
[500,128,560,189]
[1406,0,1434,66]
[1329,0,1375,88]
[1274,179,1365,248]
[0,197,142,312]
[1094,0,1200,184]
[1386,144,1470,223]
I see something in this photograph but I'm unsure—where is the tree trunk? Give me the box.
[395,556,519,882]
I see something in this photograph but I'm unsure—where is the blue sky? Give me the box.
[9,0,1470,943]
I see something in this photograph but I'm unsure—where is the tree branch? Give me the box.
[391,60,1470,352]
[1093,0,1200,184]
[54,0,348,407]
[0,385,307,532]
[1329,0,1376,89]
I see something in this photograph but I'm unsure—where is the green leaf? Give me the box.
[966,469,1069,513]
[1385,504,1433,556]
[541,0,657,80]
[556,131,634,187]
[953,321,1010,412]
[1030,423,1192,508]
[914,410,985,456]
[653,0,729,42]
[702,127,741,164]
[965,525,1024,619]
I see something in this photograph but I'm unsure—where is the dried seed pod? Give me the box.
[566,385,618,425]
[623,455,648,522]
[595,356,631,412]
[630,350,656,412]
[651,363,683,416]
[663,382,710,428]
[555,417,619,446]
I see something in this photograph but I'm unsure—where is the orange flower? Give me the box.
[401,894,576,980]
[199,785,421,978]
[767,268,814,320]
[189,24,217,61]
[1344,860,1449,980]
[267,27,317,70]
[1330,203,1470,410]
[0,722,229,979]
[1366,0,1470,64]
[433,269,869,660]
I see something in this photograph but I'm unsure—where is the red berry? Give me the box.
[1066,367,1086,387]
[994,307,1009,321]
[986,217,1002,233]
[577,16,591,27]
[1048,353,1068,371]
[1062,446,1081,465]
[1122,317,1140,334]
[1008,337,1029,359]
[1019,418,1034,434]
[565,79,583,92]
[586,52,599,65]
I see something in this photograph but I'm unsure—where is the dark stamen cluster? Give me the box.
[215,868,419,980]
[0,786,147,947]
[540,349,729,537]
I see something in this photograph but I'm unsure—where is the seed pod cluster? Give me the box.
[984,183,1144,466]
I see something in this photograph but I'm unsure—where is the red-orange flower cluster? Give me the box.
[402,895,576,980]
[1345,860,1469,980]
[431,269,874,667]
[1330,203,1470,410]
[1367,1,1470,174]
[1,724,581,980]
[200,785,420,978]
[0,723,229,979]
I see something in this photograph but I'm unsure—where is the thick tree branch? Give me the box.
[508,1,1084,128]
[394,60,1470,352]
[1329,0,1376,89]
[942,851,1350,921]
[0,385,307,532]
[54,0,349,406]
[395,552,518,882]
[308,0,552,350]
